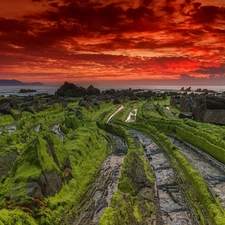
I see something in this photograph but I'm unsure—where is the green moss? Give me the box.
[98,121,156,225]
[146,201,154,212]
[0,209,37,225]
[119,121,225,225]
[98,207,114,225]
[118,177,135,194]
[140,155,154,183]
[0,115,14,126]
[133,204,143,222]
[45,125,107,223]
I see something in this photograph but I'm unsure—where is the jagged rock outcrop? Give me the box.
[56,82,87,97]
[186,87,191,91]
[86,85,100,96]
[26,169,63,200]
[0,102,22,120]
[170,96,181,107]
[7,134,73,201]
[56,82,100,97]
[180,94,225,124]
[180,94,196,112]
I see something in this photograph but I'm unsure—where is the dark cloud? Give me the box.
[185,0,192,4]
[49,2,59,8]
[192,6,222,24]
[194,65,225,75]
[163,5,175,14]
[142,0,153,6]
[0,18,29,33]
[166,0,176,3]
[0,0,225,83]
[193,2,201,9]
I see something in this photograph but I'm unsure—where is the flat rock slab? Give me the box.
[129,130,196,225]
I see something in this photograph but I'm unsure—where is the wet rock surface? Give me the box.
[0,124,17,135]
[52,124,64,140]
[66,135,127,225]
[34,124,40,132]
[129,130,196,225]
[0,151,19,178]
[171,137,225,208]
[125,108,137,122]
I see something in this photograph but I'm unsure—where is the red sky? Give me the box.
[0,0,225,86]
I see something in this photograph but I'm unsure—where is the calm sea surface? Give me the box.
[0,86,59,96]
[0,85,224,96]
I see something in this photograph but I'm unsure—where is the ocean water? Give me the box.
[133,85,225,93]
[0,85,224,97]
[0,86,59,97]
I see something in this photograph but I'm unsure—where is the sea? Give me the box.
[0,85,224,97]
[0,86,58,97]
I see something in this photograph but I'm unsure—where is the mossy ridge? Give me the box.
[98,122,156,224]
[0,132,69,207]
[0,100,124,224]
[118,121,225,225]
[0,114,14,126]
[46,125,108,224]
[136,102,225,165]
[0,124,107,224]
[0,209,37,225]
[0,107,65,156]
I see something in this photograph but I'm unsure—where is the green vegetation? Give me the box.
[0,115,14,126]
[138,117,225,164]
[116,120,225,225]
[0,99,117,224]
[98,123,155,224]
[1,94,225,224]
[0,209,37,225]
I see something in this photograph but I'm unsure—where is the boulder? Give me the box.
[56,82,86,97]
[205,95,225,109]
[185,87,191,91]
[180,94,225,124]
[26,169,62,200]
[204,110,225,125]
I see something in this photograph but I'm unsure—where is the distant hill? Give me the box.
[0,79,44,86]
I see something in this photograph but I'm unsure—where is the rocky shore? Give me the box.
[0,82,225,225]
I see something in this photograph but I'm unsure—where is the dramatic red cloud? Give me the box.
[0,0,225,85]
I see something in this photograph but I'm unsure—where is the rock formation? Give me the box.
[18,89,37,93]
[180,94,225,125]
[56,82,100,97]
[56,82,87,97]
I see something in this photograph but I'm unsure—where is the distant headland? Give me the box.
[0,79,44,86]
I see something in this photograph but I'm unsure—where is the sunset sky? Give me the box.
[0,0,225,86]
